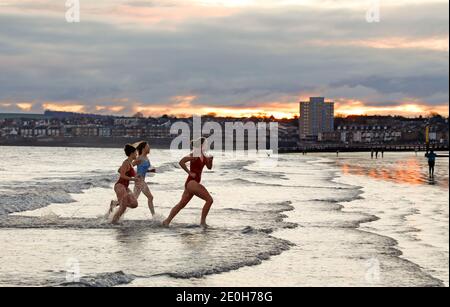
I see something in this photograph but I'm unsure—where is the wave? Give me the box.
[0,201,297,233]
[59,231,294,286]
[0,197,298,287]
[150,237,293,279]
[0,215,163,230]
[58,271,135,287]
[218,177,358,191]
[0,172,115,216]
[153,161,179,174]
[311,159,447,287]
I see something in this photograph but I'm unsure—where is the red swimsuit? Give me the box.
[116,162,136,189]
[185,156,207,188]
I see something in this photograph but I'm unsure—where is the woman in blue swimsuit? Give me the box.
[134,141,156,217]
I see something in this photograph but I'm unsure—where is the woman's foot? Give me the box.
[200,222,209,229]
[162,219,170,227]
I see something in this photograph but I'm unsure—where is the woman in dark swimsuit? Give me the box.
[163,137,214,228]
[111,144,139,224]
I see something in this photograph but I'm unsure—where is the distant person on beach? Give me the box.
[375,150,379,159]
[163,137,214,228]
[381,150,384,158]
[134,141,157,217]
[371,149,374,159]
[110,144,139,224]
[336,150,339,157]
[426,150,437,178]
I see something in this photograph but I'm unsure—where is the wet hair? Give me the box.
[124,144,136,157]
[136,141,148,155]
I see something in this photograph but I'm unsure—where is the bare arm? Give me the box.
[132,158,142,166]
[179,155,197,177]
[205,156,213,170]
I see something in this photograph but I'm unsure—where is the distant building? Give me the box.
[279,123,300,148]
[0,113,48,120]
[333,125,403,144]
[99,127,112,137]
[299,97,334,141]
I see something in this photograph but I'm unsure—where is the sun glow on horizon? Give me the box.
[2,99,448,119]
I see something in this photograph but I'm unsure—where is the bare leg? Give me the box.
[134,178,143,199]
[135,177,154,215]
[112,185,138,224]
[186,181,214,227]
[141,183,155,216]
[163,190,193,226]
[112,203,127,224]
[109,200,118,215]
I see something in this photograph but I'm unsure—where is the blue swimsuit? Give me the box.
[137,157,152,178]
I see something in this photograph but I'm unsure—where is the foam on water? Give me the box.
[0,147,448,287]
[335,166,449,286]
[0,210,295,286]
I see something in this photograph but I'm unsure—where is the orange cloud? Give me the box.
[114,4,239,26]
[310,37,449,52]
[133,95,449,118]
[133,95,299,118]
[4,96,448,119]
[42,102,86,113]
[16,102,33,111]
[95,105,125,113]
[0,1,240,30]
[335,99,449,117]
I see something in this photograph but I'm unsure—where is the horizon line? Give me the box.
[0,110,448,120]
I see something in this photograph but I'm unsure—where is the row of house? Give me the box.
[318,124,448,145]
[1,112,448,147]
[11,124,172,139]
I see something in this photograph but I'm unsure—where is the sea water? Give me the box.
[0,147,448,287]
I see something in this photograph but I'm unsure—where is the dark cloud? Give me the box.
[332,75,449,100]
[0,2,448,113]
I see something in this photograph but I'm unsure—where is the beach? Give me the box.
[0,146,448,287]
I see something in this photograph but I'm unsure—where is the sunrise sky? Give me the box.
[0,0,448,118]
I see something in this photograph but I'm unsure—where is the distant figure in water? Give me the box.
[134,141,157,217]
[375,150,379,159]
[163,137,214,228]
[110,144,138,224]
[426,150,437,178]
[381,150,384,158]
[371,149,374,159]
[336,150,339,157]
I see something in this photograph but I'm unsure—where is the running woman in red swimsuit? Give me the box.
[163,137,214,228]
[111,144,139,224]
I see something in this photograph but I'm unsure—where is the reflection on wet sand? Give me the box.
[340,158,448,188]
